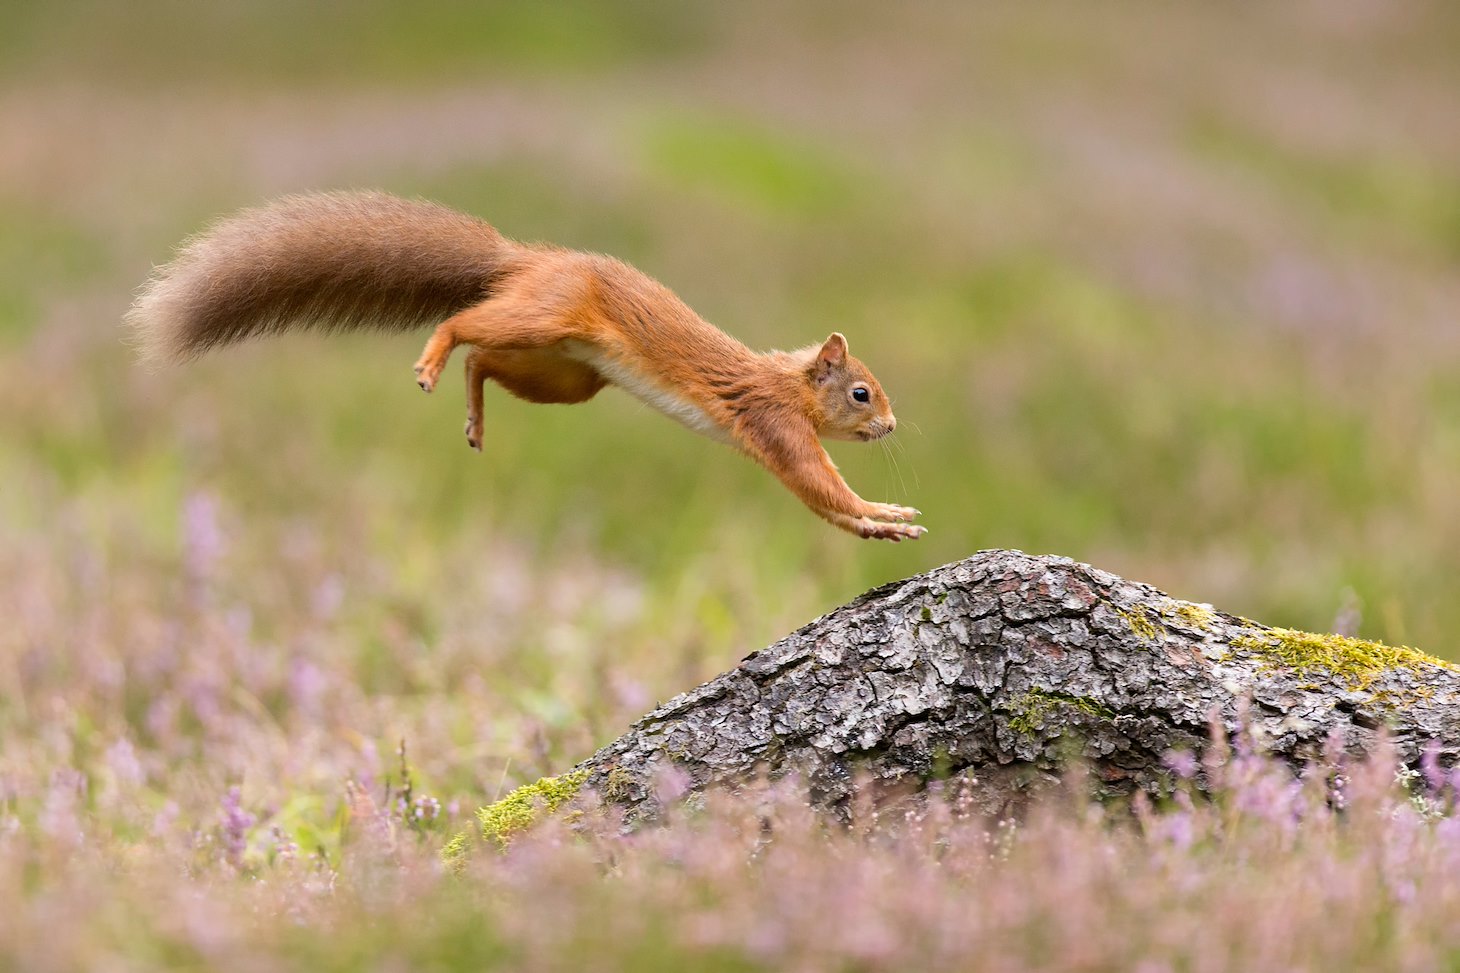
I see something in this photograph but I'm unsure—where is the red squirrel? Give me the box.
[128,191,925,541]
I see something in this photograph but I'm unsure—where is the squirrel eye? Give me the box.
[851,387,870,404]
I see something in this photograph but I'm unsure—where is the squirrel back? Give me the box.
[127,191,514,365]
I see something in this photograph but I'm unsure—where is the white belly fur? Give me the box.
[562,340,731,443]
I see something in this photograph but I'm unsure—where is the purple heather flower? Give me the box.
[1420,743,1446,794]
[1161,749,1199,780]
[219,786,256,869]
[271,825,298,864]
[411,796,441,823]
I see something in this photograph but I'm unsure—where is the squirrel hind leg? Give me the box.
[483,349,607,405]
[416,293,584,394]
[460,347,605,452]
[464,349,488,452]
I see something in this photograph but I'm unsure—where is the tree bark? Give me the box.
[575,550,1460,821]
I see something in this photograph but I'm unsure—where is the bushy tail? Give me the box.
[126,191,515,365]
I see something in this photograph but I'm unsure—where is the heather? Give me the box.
[8,742,1460,972]
[4,2,1460,969]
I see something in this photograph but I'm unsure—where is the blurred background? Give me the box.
[3,1,1459,819]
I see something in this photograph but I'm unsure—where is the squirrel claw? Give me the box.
[856,519,926,542]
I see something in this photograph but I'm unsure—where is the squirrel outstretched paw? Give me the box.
[865,502,920,523]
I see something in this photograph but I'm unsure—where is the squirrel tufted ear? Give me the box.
[817,332,848,369]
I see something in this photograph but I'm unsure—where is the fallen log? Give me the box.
[566,550,1459,823]
[451,550,1460,857]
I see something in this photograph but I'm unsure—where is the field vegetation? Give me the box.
[3,2,1460,968]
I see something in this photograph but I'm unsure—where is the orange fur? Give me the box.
[130,192,924,541]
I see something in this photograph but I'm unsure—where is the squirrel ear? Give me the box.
[817,332,848,369]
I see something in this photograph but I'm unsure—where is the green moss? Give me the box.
[1231,627,1455,691]
[600,767,636,803]
[920,605,934,622]
[440,830,472,873]
[476,769,589,850]
[1116,607,1161,640]
[1007,689,1115,735]
[1112,599,1215,640]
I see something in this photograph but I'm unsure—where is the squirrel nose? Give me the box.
[886,416,897,433]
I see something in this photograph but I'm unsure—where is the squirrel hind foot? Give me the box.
[464,415,483,452]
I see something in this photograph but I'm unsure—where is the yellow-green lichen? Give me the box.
[476,769,589,849]
[1007,689,1115,735]
[1163,600,1217,631]
[1230,627,1455,691]
[1116,607,1161,640]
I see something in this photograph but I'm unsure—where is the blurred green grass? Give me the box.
[0,0,710,84]
[3,0,1460,836]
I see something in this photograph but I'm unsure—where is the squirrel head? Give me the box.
[806,333,897,442]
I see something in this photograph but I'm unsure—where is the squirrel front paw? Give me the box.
[464,414,483,452]
[855,518,927,542]
[864,502,921,523]
[413,358,443,393]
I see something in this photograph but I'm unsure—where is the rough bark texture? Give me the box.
[576,550,1460,821]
